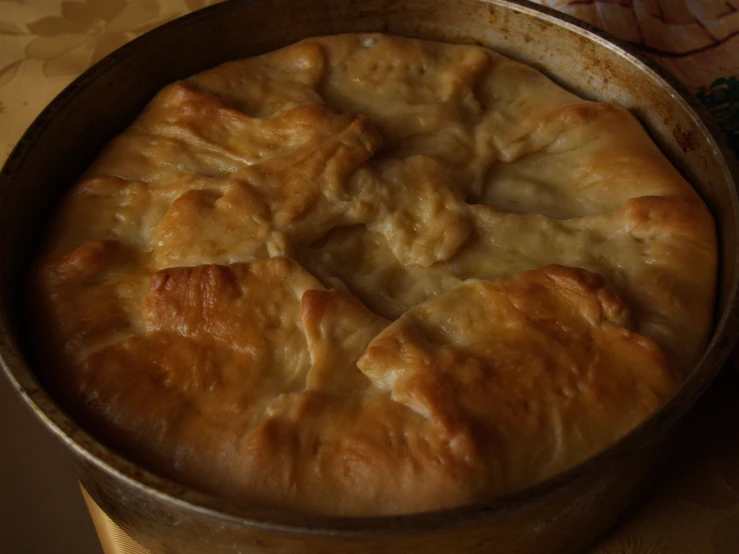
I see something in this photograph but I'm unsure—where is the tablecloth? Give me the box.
[1,1,738,553]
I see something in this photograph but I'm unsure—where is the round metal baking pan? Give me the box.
[1,0,737,552]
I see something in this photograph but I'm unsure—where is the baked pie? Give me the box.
[30,33,716,516]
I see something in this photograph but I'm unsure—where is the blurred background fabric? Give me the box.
[1,1,738,553]
[532,0,739,150]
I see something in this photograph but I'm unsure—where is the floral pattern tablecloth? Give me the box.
[534,0,739,150]
[1,1,738,553]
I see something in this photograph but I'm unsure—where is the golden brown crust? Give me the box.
[301,288,389,393]
[30,33,716,516]
[359,266,675,493]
